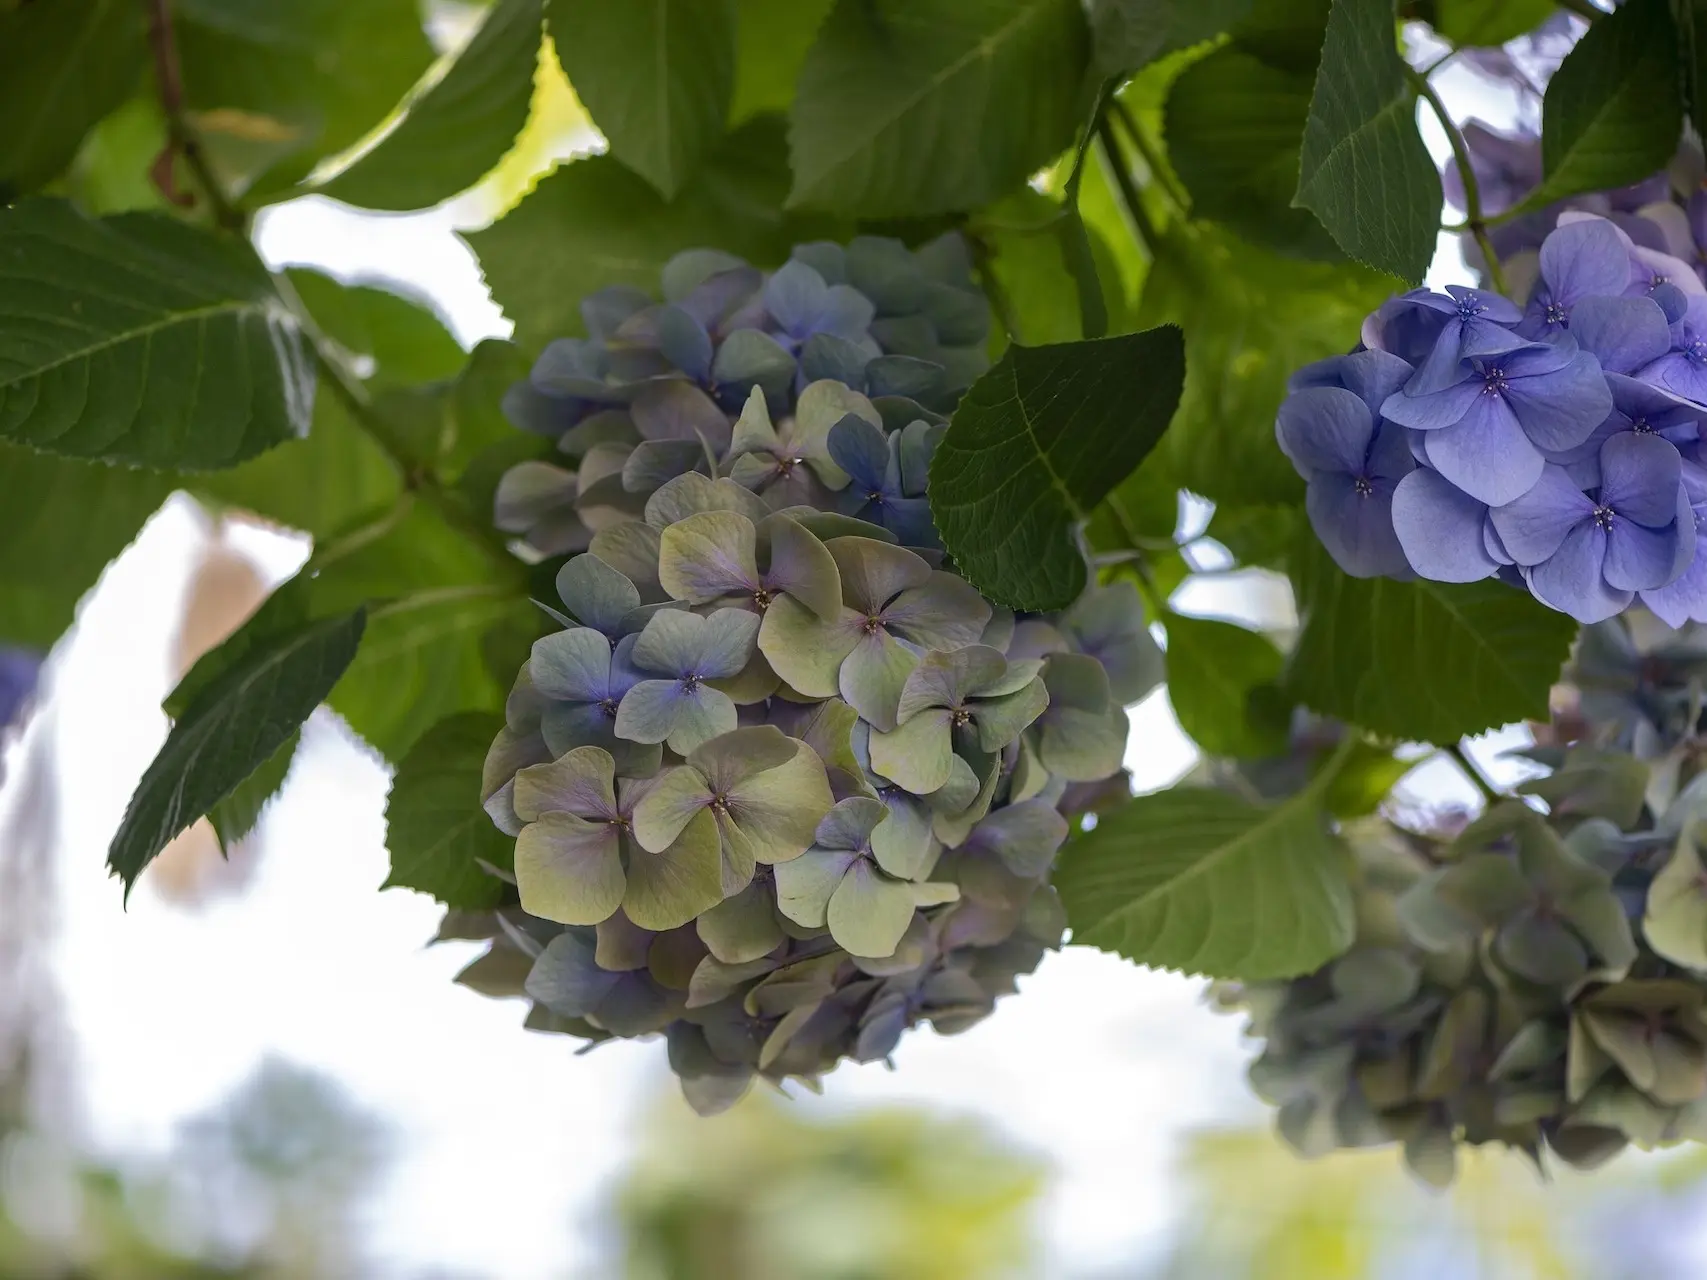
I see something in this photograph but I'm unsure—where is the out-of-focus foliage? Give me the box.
[616,1092,1044,1280]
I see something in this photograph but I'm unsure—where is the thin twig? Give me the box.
[144,0,245,231]
[1406,64,1509,296]
[1109,99,1190,217]
[1447,742,1504,806]
[1094,120,1161,259]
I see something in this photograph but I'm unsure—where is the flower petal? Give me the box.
[813,795,889,851]
[827,859,918,958]
[711,328,796,405]
[631,380,730,449]
[1380,375,1486,432]
[1422,397,1546,506]
[839,627,922,731]
[685,724,800,793]
[758,597,861,697]
[658,511,761,604]
[1529,524,1629,622]
[774,847,860,928]
[1306,473,1409,578]
[514,811,626,925]
[1599,431,1683,528]
[622,808,726,931]
[1604,518,1686,591]
[763,259,830,336]
[973,679,1050,753]
[530,626,613,702]
[869,709,956,794]
[1275,387,1375,475]
[513,745,619,823]
[966,800,1069,878]
[826,414,891,491]
[1503,352,1614,453]
[827,536,932,612]
[758,514,843,620]
[1643,533,1707,625]
[556,554,642,636]
[883,572,993,649]
[725,742,835,865]
[1489,465,1592,565]
[895,646,1007,722]
[1391,469,1498,581]
[726,385,781,459]
[1540,216,1634,306]
[695,879,785,964]
[1570,294,1673,375]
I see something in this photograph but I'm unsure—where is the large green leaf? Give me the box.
[1164,612,1288,757]
[1137,223,1390,507]
[1164,46,1341,258]
[1088,0,1253,74]
[0,0,146,197]
[1055,768,1355,978]
[550,0,735,199]
[319,0,542,210]
[208,731,299,851]
[1530,0,1683,206]
[980,191,1095,348]
[1287,543,1578,744]
[731,0,833,123]
[1681,0,1707,144]
[787,0,1091,216]
[0,444,175,649]
[1294,0,1439,283]
[930,328,1185,611]
[384,711,514,908]
[466,117,839,352]
[0,199,313,470]
[1430,0,1555,46]
[285,268,466,387]
[109,609,367,895]
[174,0,434,198]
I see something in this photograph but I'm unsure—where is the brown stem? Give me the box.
[144,0,244,231]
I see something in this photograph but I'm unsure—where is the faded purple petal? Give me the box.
[1489,465,1592,564]
[1420,394,1546,505]
[1598,432,1683,528]
[1570,295,1673,375]
[1306,473,1409,578]
[1528,525,1630,623]
[1503,350,1612,452]
[1276,387,1375,474]
[1540,217,1633,307]
[1603,518,1686,592]
[1643,533,1707,626]
[1288,349,1415,417]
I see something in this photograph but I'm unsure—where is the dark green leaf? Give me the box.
[384,711,514,908]
[1231,0,1332,74]
[1089,0,1253,74]
[286,268,465,387]
[930,328,1185,610]
[1164,612,1288,757]
[1295,0,1440,283]
[1137,224,1390,507]
[1165,47,1341,258]
[550,0,734,199]
[319,0,543,210]
[979,191,1102,347]
[0,198,313,470]
[1531,0,1683,205]
[208,731,299,851]
[174,0,434,198]
[0,444,174,648]
[1287,542,1577,744]
[1055,773,1355,978]
[788,0,1091,216]
[731,0,833,123]
[165,576,316,719]
[1680,0,1707,143]
[1431,0,1555,46]
[109,609,367,895]
[466,117,840,352]
[1322,740,1414,817]
[0,0,146,196]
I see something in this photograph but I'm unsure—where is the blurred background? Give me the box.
[7,6,1707,1277]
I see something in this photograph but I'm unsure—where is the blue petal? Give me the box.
[800,333,875,387]
[1569,295,1671,375]
[1528,525,1629,623]
[1539,216,1634,307]
[1642,533,1707,626]
[1599,432,1682,528]
[764,260,830,338]
[1276,387,1375,475]
[1505,350,1613,452]
[1390,469,1498,582]
[1420,393,1545,505]
[1488,464,1592,564]
[656,305,713,382]
[1604,516,1686,591]
[1306,473,1410,577]
[828,414,893,491]
[1380,377,1484,432]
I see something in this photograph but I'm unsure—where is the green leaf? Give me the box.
[1164,612,1288,757]
[979,191,1092,347]
[109,609,367,895]
[466,117,840,352]
[0,198,313,470]
[442,339,534,479]
[732,0,833,123]
[1164,46,1342,258]
[1088,0,1254,74]
[0,444,174,648]
[208,731,299,851]
[174,0,434,198]
[384,711,514,908]
[551,0,735,199]
[1322,741,1414,817]
[1294,0,1440,284]
[62,97,171,216]
[1055,764,1356,978]
[1287,542,1577,744]
[1137,223,1390,507]
[929,328,1185,611]
[0,0,146,196]
[787,0,1091,216]
[286,268,466,387]
[1430,0,1555,46]
[318,0,542,210]
[1530,0,1683,206]
[1680,0,1707,144]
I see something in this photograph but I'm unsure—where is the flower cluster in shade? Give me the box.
[457,241,1159,1113]
[1276,187,1707,625]
[1228,615,1707,1184]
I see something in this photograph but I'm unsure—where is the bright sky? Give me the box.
[1,38,1680,1278]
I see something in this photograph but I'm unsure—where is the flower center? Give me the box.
[861,614,886,636]
[1544,302,1566,326]
[708,793,731,815]
[1632,416,1654,434]
[1592,504,1616,531]
[680,673,702,692]
[751,587,774,610]
[1481,366,1508,397]
[598,698,619,719]
[866,489,884,503]
[1687,340,1707,366]
[775,454,802,476]
[950,706,973,728]
[1353,475,1374,498]
[1456,297,1486,320]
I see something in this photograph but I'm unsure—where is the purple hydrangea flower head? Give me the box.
[1637,294,1707,404]
[1489,434,1693,622]
[1361,286,1524,377]
[1516,217,1635,340]
[1276,361,1417,578]
[1642,458,1707,626]
[1381,337,1612,506]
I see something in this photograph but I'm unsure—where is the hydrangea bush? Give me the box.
[457,237,1158,1111]
[1277,149,1707,625]
[1228,615,1707,1183]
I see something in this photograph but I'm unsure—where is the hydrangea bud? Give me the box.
[459,236,1157,1112]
